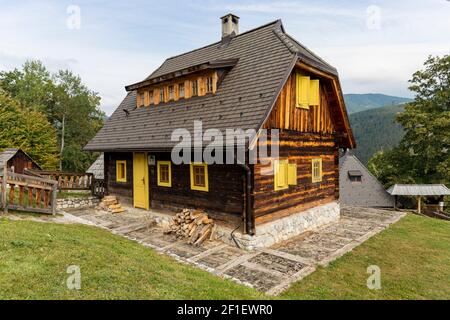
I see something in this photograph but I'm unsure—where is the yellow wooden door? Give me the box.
[133,152,149,209]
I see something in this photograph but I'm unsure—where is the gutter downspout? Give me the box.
[238,161,255,236]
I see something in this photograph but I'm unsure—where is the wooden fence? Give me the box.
[0,169,58,215]
[26,169,94,191]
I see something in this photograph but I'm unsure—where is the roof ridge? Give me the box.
[145,20,282,80]
[283,33,335,69]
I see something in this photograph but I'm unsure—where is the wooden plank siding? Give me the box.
[149,153,243,218]
[263,72,334,133]
[6,150,41,174]
[104,152,134,202]
[104,152,244,223]
[136,70,218,107]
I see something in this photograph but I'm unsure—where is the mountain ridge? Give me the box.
[344,93,412,114]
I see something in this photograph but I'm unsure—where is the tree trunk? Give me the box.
[60,113,65,171]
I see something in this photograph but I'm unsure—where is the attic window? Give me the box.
[348,170,362,182]
[179,83,185,98]
[159,88,165,103]
[191,80,199,96]
[139,93,145,107]
[168,85,175,100]
[206,77,213,93]
[149,90,154,104]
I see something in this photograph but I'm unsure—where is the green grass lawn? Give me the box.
[0,218,263,300]
[1,214,449,300]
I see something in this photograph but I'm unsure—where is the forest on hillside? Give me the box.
[349,105,405,164]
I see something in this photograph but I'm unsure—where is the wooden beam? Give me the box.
[2,162,7,214]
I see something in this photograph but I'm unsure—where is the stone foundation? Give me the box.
[217,202,340,250]
[126,201,340,250]
[57,196,100,210]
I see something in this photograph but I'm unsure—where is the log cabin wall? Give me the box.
[149,153,244,218]
[104,152,134,203]
[253,132,338,224]
[254,68,339,225]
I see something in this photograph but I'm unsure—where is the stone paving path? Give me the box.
[67,206,405,295]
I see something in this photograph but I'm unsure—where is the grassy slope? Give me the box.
[281,214,450,300]
[1,214,449,300]
[349,104,405,164]
[0,218,263,300]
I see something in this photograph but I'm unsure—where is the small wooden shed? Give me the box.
[0,148,42,174]
[387,184,450,213]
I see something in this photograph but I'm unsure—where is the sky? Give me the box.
[0,0,449,115]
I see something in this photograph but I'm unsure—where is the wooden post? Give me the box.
[394,195,398,211]
[2,162,7,214]
[51,183,57,215]
[417,196,422,214]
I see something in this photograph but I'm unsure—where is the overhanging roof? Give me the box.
[387,184,450,196]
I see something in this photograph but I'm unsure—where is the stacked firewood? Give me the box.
[164,209,215,246]
[97,195,126,214]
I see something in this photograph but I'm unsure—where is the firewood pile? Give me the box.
[97,195,126,214]
[164,209,215,246]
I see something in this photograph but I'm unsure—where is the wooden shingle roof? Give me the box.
[85,20,352,152]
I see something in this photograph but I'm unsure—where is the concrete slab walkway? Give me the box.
[65,206,405,295]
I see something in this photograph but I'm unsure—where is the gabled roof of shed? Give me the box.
[0,148,19,165]
[84,20,353,152]
[0,148,42,170]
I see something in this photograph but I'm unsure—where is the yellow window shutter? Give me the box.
[274,160,289,190]
[288,163,297,185]
[309,79,320,106]
[296,74,310,109]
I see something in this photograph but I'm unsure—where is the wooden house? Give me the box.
[85,16,355,246]
[0,148,42,174]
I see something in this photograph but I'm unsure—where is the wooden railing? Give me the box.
[1,170,58,215]
[26,169,94,191]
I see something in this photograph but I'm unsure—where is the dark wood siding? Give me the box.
[252,131,339,225]
[7,150,40,174]
[149,153,244,218]
[104,152,134,203]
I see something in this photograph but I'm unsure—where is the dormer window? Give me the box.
[159,88,165,103]
[206,77,213,93]
[168,85,174,100]
[149,90,154,104]
[191,80,198,96]
[179,83,185,98]
[139,93,145,106]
